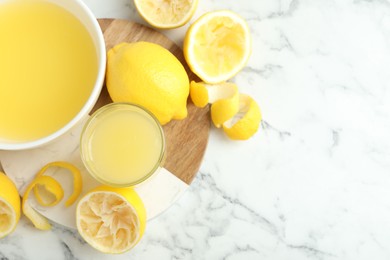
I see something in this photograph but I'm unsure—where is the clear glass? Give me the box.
[80,102,166,187]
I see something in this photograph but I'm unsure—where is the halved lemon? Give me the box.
[76,186,146,254]
[134,0,198,29]
[184,10,252,84]
[0,172,21,238]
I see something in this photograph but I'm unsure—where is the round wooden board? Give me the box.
[93,19,210,185]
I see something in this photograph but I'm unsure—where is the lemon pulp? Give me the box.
[184,10,252,83]
[0,1,98,142]
[82,104,164,186]
[0,172,20,238]
[134,0,198,29]
[194,17,246,77]
[0,200,14,235]
[76,186,146,254]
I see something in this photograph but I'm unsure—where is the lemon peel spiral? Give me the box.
[190,81,261,140]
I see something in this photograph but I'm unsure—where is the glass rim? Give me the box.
[80,102,166,187]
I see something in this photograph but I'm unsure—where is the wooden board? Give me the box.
[93,19,210,185]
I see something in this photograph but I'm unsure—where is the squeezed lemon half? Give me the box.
[76,186,146,254]
[0,172,21,238]
[134,0,198,29]
[184,10,252,84]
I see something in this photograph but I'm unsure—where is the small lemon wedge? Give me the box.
[0,172,21,238]
[76,186,146,254]
[184,10,252,84]
[134,0,198,29]
[223,94,262,140]
[22,161,82,230]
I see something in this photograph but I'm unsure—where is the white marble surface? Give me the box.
[2,0,390,259]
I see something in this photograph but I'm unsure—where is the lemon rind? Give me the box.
[222,94,262,140]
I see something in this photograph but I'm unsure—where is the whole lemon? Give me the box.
[106,41,190,125]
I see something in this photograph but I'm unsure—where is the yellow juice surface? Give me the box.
[0,1,98,142]
[86,108,164,185]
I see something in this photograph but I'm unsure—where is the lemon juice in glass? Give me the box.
[80,103,165,187]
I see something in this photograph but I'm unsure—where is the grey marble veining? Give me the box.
[2,0,390,259]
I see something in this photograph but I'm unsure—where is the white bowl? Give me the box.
[0,0,106,150]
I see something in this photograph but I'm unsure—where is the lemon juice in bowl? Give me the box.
[0,0,99,144]
[80,103,165,187]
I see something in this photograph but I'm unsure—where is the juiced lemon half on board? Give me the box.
[76,186,146,254]
[0,172,21,238]
[184,10,252,84]
[134,0,198,29]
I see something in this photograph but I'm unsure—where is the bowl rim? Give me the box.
[0,0,106,150]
